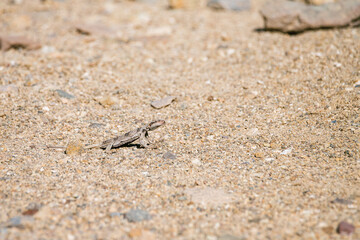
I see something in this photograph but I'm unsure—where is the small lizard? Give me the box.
[47,120,165,152]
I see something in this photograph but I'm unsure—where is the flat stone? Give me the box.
[151,96,176,109]
[0,35,41,51]
[6,216,34,228]
[330,198,353,205]
[337,221,355,235]
[260,0,360,33]
[89,122,105,128]
[163,151,177,160]
[208,0,251,11]
[55,89,75,99]
[124,209,152,223]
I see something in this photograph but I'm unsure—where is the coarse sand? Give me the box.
[0,0,359,239]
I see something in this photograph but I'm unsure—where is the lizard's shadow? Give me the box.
[113,143,144,149]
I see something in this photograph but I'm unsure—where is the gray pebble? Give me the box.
[55,89,75,99]
[208,0,250,11]
[7,216,34,228]
[124,209,152,223]
[89,123,105,128]
[163,151,177,160]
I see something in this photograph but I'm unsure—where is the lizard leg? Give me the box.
[139,131,151,148]
[105,140,115,152]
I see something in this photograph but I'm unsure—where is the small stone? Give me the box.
[55,89,75,99]
[254,152,264,158]
[337,221,355,235]
[95,95,117,107]
[163,151,177,160]
[151,96,176,109]
[191,158,201,165]
[280,148,292,155]
[89,122,105,128]
[208,0,250,11]
[0,35,41,51]
[6,216,34,228]
[207,95,214,101]
[124,209,152,223]
[65,141,84,155]
[330,198,353,205]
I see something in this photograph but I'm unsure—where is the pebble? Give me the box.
[6,216,34,228]
[337,221,355,235]
[0,35,41,51]
[208,0,251,11]
[55,89,75,99]
[280,148,292,155]
[65,141,84,155]
[89,123,105,128]
[151,96,176,109]
[330,198,353,205]
[191,158,201,165]
[254,152,264,158]
[124,209,152,223]
[163,151,177,160]
[95,95,117,107]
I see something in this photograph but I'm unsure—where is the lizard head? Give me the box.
[147,120,165,131]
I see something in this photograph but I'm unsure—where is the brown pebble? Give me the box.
[337,221,355,235]
[95,95,117,107]
[65,141,84,155]
[254,152,264,158]
[207,95,214,101]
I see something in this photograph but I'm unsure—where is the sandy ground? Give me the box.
[0,0,359,239]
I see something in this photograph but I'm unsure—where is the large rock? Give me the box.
[260,0,360,33]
